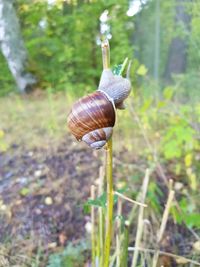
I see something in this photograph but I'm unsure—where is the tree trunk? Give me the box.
[164,0,191,82]
[0,0,37,93]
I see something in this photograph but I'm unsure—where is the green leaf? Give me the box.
[184,213,200,228]
[83,203,90,214]
[157,100,166,109]
[163,140,182,159]
[163,87,174,100]
[136,65,148,76]
[147,182,163,213]
[112,64,123,76]
[47,241,88,267]
[112,58,128,76]
[86,192,107,208]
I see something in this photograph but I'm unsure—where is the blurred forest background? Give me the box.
[0,0,200,266]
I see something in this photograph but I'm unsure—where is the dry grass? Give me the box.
[0,91,138,152]
[0,91,72,150]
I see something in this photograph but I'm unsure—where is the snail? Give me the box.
[67,68,131,149]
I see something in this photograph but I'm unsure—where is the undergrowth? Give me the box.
[0,88,200,266]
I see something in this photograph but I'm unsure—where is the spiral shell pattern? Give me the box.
[67,91,116,147]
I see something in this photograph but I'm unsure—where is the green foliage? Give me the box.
[162,121,194,159]
[85,188,127,210]
[87,192,107,208]
[0,53,16,96]
[171,196,200,228]
[188,1,200,71]
[172,71,200,102]
[132,0,176,78]
[47,241,89,267]
[147,181,163,213]
[12,0,132,94]
[1,0,200,97]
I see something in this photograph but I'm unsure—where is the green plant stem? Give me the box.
[101,39,114,267]
[99,207,104,267]
[104,138,114,267]
[121,221,130,267]
[116,198,122,267]
[101,39,110,69]
[91,185,96,267]
[98,166,105,267]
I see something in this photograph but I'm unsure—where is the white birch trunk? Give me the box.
[0,0,36,92]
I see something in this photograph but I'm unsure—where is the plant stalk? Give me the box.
[104,138,114,267]
[101,40,113,267]
[121,221,130,267]
[91,185,96,267]
[116,198,122,267]
[98,166,105,267]
[101,39,110,69]
[152,180,175,267]
[131,169,150,267]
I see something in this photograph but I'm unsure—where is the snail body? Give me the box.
[98,69,131,109]
[67,69,131,149]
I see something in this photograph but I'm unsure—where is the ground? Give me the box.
[0,92,134,266]
[0,136,102,265]
[0,92,100,265]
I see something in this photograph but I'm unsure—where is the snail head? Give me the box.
[97,62,131,109]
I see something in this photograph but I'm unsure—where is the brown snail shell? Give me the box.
[67,91,115,149]
[67,68,131,149]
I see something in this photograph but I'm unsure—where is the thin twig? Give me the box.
[131,169,150,267]
[121,221,130,267]
[114,156,145,173]
[128,247,200,266]
[116,197,122,267]
[157,180,174,243]
[98,166,105,267]
[128,167,155,224]
[152,180,175,267]
[129,103,167,185]
[114,191,147,207]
